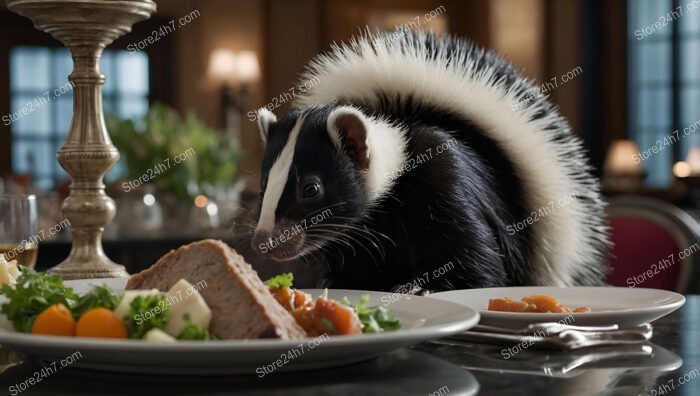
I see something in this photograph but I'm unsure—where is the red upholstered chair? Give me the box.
[606,196,700,293]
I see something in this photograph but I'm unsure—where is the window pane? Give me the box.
[10,47,51,91]
[636,41,672,83]
[12,140,53,179]
[681,38,700,82]
[105,161,125,183]
[680,88,700,159]
[9,47,149,190]
[55,96,73,135]
[628,0,699,188]
[681,87,700,127]
[116,52,149,95]
[10,95,53,137]
[636,87,672,127]
[103,97,117,116]
[52,48,73,86]
[118,96,149,120]
[680,4,700,33]
[631,0,674,39]
[101,51,116,94]
[53,140,69,183]
[635,128,673,187]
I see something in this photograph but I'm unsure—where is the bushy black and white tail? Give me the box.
[294,31,610,286]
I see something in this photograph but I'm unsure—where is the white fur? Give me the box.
[256,108,277,144]
[257,116,304,233]
[327,106,408,204]
[294,32,607,286]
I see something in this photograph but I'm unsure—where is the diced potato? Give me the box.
[143,328,176,343]
[0,254,20,288]
[0,313,15,332]
[164,279,211,337]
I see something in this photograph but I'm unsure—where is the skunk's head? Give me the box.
[251,104,404,261]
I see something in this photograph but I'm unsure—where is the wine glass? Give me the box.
[0,194,38,268]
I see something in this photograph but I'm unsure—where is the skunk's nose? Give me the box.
[252,231,274,255]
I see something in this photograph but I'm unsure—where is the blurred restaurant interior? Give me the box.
[0,0,699,291]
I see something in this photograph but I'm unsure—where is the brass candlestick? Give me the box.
[7,0,156,279]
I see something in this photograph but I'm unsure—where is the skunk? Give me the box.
[236,31,610,293]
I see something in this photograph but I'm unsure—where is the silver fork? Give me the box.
[472,322,619,335]
[439,323,652,350]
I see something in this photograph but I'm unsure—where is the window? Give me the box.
[9,46,150,190]
[628,0,700,187]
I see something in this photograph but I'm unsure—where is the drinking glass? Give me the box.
[0,194,38,268]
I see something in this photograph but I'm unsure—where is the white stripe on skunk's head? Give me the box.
[251,104,407,262]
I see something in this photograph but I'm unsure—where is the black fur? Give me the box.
[232,32,609,292]
[234,101,533,292]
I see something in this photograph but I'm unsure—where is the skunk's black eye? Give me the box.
[302,182,321,198]
[298,175,323,201]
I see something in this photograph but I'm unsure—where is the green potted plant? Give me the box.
[107,103,240,203]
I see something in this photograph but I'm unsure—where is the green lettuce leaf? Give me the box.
[72,284,121,319]
[0,267,77,332]
[342,295,401,334]
[265,273,294,289]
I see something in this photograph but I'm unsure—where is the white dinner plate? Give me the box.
[429,286,685,328]
[0,278,479,375]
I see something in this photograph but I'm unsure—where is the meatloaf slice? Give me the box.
[125,239,307,340]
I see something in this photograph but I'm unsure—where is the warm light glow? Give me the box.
[207,49,237,81]
[686,147,700,175]
[194,195,208,208]
[234,51,260,83]
[142,193,155,206]
[673,161,691,178]
[604,140,645,174]
[207,49,260,84]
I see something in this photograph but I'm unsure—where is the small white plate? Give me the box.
[0,279,479,375]
[429,286,685,328]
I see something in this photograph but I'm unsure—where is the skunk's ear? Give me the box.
[327,106,369,170]
[256,108,277,144]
